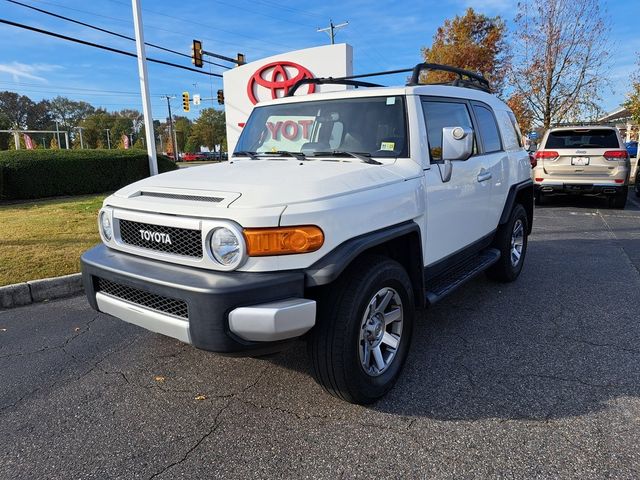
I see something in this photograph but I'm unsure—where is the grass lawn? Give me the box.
[0,195,105,286]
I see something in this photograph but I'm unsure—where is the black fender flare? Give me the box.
[304,221,422,289]
[499,179,534,234]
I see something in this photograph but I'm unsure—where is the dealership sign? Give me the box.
[223,44,353,152]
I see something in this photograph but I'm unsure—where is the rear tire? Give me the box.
[308,255,414,405]
[608,187,627,209]
[486,204,528,282]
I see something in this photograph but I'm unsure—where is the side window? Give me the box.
[422,101,475,161]
[472,104,502,153]
[496,110,520,151]
[506,111,524,148]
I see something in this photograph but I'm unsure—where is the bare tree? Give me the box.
[510,0,610,128]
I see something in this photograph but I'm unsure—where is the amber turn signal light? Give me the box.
[243,226,324,256]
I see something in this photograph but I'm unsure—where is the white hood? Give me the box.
[114,158,407,208]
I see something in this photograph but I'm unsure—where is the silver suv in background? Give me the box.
[532,125,631,209]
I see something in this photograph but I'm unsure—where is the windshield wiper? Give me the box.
[234,151,258,159]
[312,150,382,165]
[258,150,307,161]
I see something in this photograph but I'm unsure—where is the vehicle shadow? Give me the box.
[536,191,640,211]
[260,234,640,421]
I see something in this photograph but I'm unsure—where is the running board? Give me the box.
[425,248,500,305]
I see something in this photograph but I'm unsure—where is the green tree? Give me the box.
[48,96,95,130]
[188,108,226,152]
[174,116,193,152]
[421,8,509,94]
[0,91,34,128]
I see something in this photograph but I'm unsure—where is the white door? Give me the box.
[421,98,494,266]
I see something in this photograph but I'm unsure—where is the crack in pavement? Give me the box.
[0,313,100,360]
[145,365,270,479]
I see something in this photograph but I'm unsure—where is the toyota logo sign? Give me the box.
[247,61,316,105]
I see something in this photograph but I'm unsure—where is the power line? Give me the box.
[101,0,296,50]
[0,18,223,78]
[20,0,281,57]
[5,0,231,70]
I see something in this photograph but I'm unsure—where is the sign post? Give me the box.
[131,0,158,176]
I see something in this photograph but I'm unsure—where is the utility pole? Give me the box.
[163,95,179,161]
[132,0,158,175]
[105,128,111,149]
[317,19,348,45]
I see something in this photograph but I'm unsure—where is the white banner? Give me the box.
[222,43,353,153]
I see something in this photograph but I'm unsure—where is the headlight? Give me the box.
[100,211,112,241]
[209,226,245,269]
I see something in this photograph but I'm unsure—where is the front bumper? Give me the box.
[81,244,315,354]
[534,183,625,196]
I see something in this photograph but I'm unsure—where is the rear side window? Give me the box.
[506,111,524,148]
[473,105,502,153]
[422,101,475,160]
[545,129,619,149]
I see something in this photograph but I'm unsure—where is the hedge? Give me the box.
[0,149,177,201]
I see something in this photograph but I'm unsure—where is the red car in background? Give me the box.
[181,152,208,162]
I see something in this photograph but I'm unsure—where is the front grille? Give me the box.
[118,219,203,258]
[140,192,224,203]
[97,278,188,320]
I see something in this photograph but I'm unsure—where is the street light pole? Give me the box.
[131,0,158,175]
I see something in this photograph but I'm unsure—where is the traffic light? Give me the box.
[182,91,190,112]
[236,53,245,66]
[191,40,203,68]
[217,89,224,105]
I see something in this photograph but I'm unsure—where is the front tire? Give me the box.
[486,204,529,282]
[308,256,415,405]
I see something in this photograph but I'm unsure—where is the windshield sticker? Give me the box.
[381,141,395,151]
[386,97,396,105]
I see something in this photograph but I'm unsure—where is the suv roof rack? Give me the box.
[286,77,384,97]
[407,63,491,92]
[286,63,492,98]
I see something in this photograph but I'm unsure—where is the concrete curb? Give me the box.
[0,273,83,310]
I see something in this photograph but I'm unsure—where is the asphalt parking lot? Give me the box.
[1,194,639,479]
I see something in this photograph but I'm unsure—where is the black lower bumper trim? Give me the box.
[535,184,624,196]
[81,244,305,354]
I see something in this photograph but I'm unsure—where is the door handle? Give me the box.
[477,170,492,182]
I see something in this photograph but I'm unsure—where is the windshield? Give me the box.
[235,95,408,158]
[545,129,619,149]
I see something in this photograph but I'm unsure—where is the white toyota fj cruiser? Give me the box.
[82,63,533,404]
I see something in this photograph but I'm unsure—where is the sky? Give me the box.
[0,0,638,123]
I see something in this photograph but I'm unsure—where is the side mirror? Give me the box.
[441,126,474,161]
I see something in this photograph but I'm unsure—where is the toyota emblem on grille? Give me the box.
[139,229,172,244]
[246,61,316,105]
